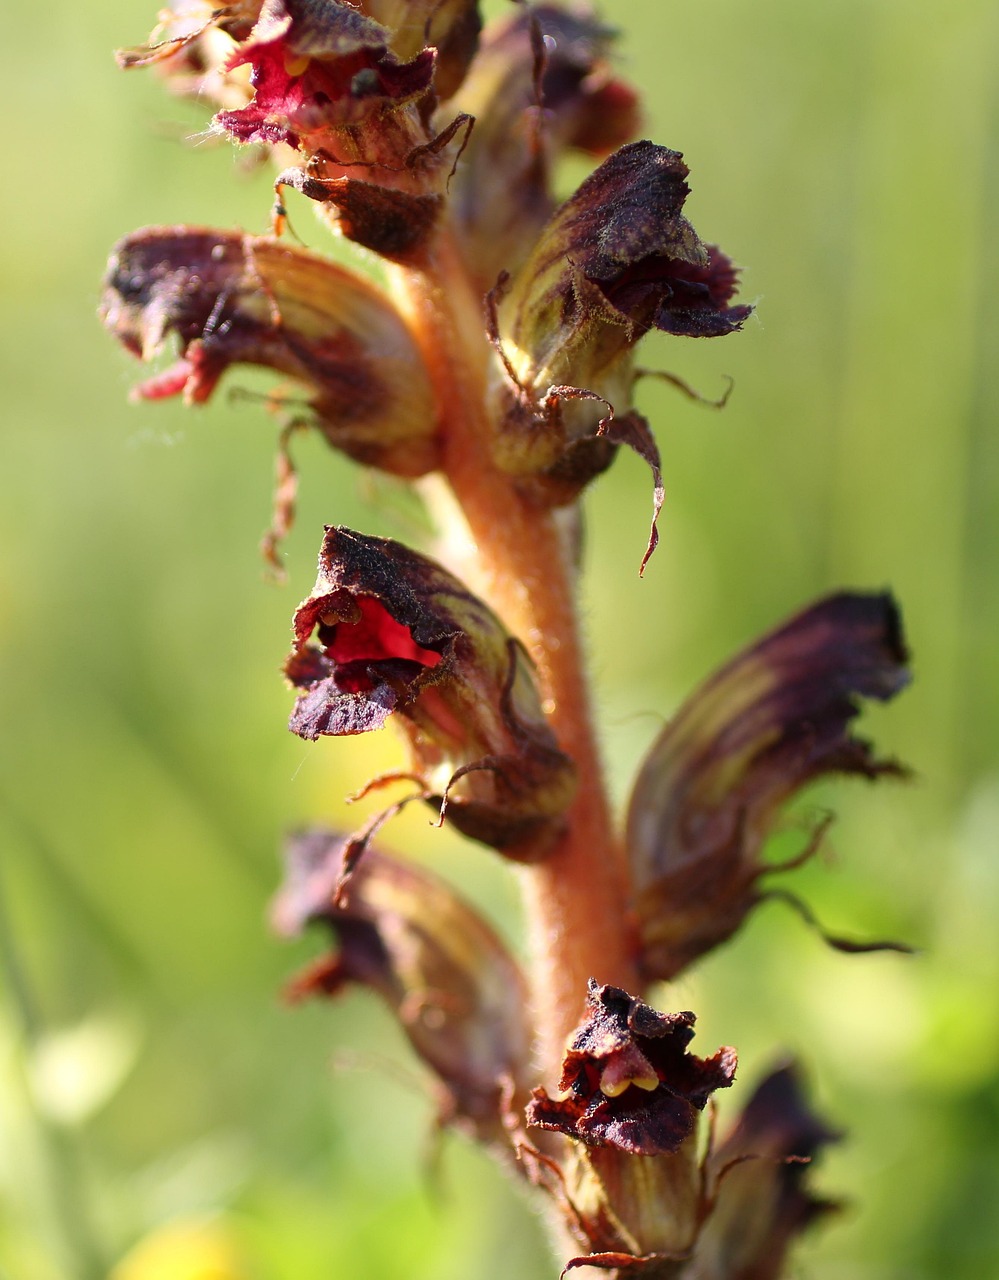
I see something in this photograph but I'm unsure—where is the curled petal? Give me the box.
[496,140,750,402]
[274,830,532,1145]
[625,592,912,982]
[100,227,438,477]
[447,6,640,290]
[527,980,736,1157]
[285,527,576,857]
[694,1064,840,1279]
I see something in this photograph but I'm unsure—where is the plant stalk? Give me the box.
[388,228,639,1081]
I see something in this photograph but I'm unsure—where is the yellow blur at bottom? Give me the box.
[111,1218,248,1280]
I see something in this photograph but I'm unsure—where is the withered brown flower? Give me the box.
[284,526,577,857]
[525,981,735,1273]
[101,228,438,476]
[484,140,749,559]
[274,829,531,1147]
[626,591,911,982]
[527,979,736,1157]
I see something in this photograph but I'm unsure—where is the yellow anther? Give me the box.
[599,1067,659,1097]
[283,53,310,78]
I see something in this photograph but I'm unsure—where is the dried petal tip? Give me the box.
[527,979,736,1156]
[100,228,438,477]
[274,829,531,1146]
[626,590,911,982]
[285,527,576,857]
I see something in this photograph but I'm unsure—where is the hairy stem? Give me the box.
[388,229,639,1080]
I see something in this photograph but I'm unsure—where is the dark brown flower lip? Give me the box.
[284,527,462,739]
[497,139,752,392]
[527,980,736,1156]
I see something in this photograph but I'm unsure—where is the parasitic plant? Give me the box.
[100,3,913,1275]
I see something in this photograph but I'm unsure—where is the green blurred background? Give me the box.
[2,0,998,1276]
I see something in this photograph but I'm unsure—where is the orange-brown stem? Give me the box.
[389,229,640,1081]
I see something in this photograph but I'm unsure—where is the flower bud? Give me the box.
[274,829,531,1147]
[526,981,736,1270]
[100,228,439,477]
[284,526,577,858]
[447,6,640,292]
[625,592,911,983]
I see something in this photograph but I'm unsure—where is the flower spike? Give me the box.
[100,5,911,1276]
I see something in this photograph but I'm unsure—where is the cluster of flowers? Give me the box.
[101,3,910,1275]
